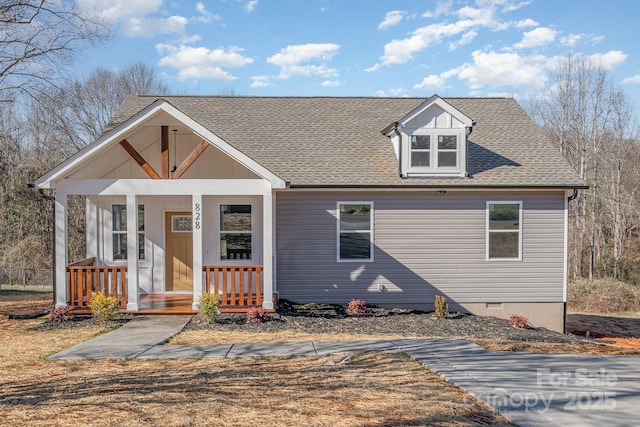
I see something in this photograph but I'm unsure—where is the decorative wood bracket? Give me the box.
[119,139,161,179]
[172,140,209,179]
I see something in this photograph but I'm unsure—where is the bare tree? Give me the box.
[0,0,108,102]
[528,54,640,284]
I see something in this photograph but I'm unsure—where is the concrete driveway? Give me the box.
[48,316,640,427]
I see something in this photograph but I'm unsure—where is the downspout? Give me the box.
[392,122,404,178]
[27,184,56,303]
[563,188,579,333]
[464,122,475,178]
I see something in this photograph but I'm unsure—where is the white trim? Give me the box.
[54,193,68,307]
[397,95,473,128]
[125,194,139,311]
[34,99,286,189]
[56,179,272,196]
[336,201,374,263]
[262,192,274,309]
[486,201,523,262]
[563,191,569,303]
[192,195,203,310]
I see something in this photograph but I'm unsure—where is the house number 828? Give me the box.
[194,203,201,229]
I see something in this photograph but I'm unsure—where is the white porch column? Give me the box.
[262,191,274,309]
[192,194,203,310]
[85,197,99,259]
[54,192,68,307]
[126,194,139,311]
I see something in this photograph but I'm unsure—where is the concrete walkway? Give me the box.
[48,316,640,427]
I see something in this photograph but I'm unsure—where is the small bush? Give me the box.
[89,291,119,324]
[347,299,367,315]
[435,295,449,319]
[509,314,531,329]
[246,306,267,324]
[197,293,220,323]
[49,305,73,322]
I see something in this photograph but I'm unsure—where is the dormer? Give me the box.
[383,95,474,178]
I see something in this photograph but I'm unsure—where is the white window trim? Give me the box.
[336,201,374,263]
[110,203,145,263]
[486,201,523,262]
[407,128,465,176]
[219,203,254,262]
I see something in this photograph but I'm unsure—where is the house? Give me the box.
[34,95,585,332]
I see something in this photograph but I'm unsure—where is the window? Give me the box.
[408,131,461,173]
[112,204,145,261]
[338,202,373,261]
[220,204,252,260]
[437,135,457,167]
[487,202,522,260]
[411,135,430,167]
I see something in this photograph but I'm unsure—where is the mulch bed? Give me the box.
[23,299,585,344]
[186,300,583,344]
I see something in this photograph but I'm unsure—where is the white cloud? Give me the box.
[250,75,272,88]
[244,0,258,13]
[378,11,405,30]
[586,50,627,70]
[449,30,477,50]
[156,44,253,82]
[195,2,220,23]
[321,80,341,87]
[268,43,340,79]
[123,15,188,38]
[560,33,582,47]
[77,0,162,22]
[513,27,557,49]
[622,74,640,84]
[375,88,407,97]
[515,18,538,28]
[413,74,449,91]
[455,50,552,90]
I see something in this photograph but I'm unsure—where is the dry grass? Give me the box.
[170,329,405,345]
[568,277,640,313]
[0,294,512,427]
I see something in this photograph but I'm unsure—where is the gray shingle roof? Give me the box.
[106,95,584,188]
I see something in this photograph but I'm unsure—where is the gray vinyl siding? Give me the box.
[275,191,565,305]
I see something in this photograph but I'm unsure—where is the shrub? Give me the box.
[49,305,73,322]
[347,299,367,315]
[246,306,267,324]
[197,292,220,323]
[435,295,449,319]
[89,291,119,324]
[509,314,531,329]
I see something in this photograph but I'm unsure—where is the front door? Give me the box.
[165,212,193,291]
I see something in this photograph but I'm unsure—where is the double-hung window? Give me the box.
[220,204,252,260]
[337,202,373,261]
[112,204,145,261]
[409,131,461,173]
[487,201,522,260]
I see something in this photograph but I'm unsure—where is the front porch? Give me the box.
[66,258,267,314]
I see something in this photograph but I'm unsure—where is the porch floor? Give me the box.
[70,293,270,315]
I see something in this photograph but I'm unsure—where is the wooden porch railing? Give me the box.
[67,257,128,308]
[203,265,263,307]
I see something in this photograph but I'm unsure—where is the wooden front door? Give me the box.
[165,212,193,291]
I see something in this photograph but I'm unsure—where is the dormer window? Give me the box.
[383,95,473,179]
[407,129,464,175]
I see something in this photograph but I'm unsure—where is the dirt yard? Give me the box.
[0,292,513,426]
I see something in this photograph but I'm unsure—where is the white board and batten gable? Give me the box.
[34,99,287,195]
[383,95,474,179]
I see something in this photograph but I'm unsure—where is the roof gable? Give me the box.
[35,100,286,189]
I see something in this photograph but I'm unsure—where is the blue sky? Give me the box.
[77,0,640,105]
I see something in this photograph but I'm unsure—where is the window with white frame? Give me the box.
[220,204,252,260]
[337,202,373,261]
[112,204,145,260]
[487,201,522,260]
[409,130,461,173]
